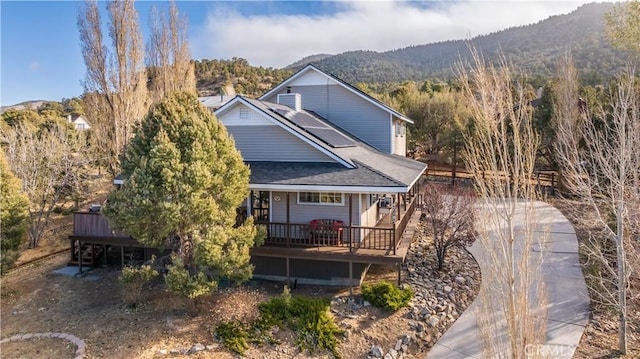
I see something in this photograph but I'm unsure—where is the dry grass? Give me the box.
[554,199,640,358]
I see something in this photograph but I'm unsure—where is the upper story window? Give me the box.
[239,108,249,119]
[76,123,86,130]
[298,192,344,206]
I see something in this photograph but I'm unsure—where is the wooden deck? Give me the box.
[251,207,421,265]
[68,191,422,268]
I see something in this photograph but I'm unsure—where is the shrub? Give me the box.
[119,264,159,306]
[219,286,342,358]
[361,281,413,312]
[215,320,250,355]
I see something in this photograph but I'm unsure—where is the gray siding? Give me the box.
[270,191,362,225]
[226,125,333,162]
[264,85,391,153]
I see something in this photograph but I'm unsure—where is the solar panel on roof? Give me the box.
[306,128,356,148]
[271,106,356,148]
[290,112,328,128]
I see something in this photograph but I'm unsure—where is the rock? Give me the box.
[387,348,398,359]
[455,276,466,285]
[401,333,413,345]
[443,285,452,293]
[370,345,384,358]
[363,300,371,307]
[188,343,206,353]
[395,339,403,351]
[415,322,425,333]
[427,315,440,328]
[158,349,168,355]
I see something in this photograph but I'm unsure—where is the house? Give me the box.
[67,114,91,131]
[69,64,427,286]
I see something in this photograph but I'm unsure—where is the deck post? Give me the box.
[392,226,396,255]
[397,263,401,285]
[286,257,290,286]
[120,245,125,267]
[78,241,83,276]
[349,261,353,296]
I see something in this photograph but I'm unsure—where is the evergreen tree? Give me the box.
[0,152,29,273]
[103,92,260,306]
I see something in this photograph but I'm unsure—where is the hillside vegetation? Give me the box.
[287,3,630,86]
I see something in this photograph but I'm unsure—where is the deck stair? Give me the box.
[68,243,104,267]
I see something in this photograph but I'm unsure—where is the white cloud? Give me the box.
[191,0,600,68]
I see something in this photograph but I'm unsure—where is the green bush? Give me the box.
[215,320,250,355]
[218,286,342,358]
[361,281,413,312]
[119,264,159,306]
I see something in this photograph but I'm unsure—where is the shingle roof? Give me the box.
[247,161,404,188]
[226,97,427,191]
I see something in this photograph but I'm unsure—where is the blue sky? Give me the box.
[1,0,603,106]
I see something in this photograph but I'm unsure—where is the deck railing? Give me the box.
[394,194,418,252]
[259,222,397,252]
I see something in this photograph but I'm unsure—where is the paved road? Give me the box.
[427,201,590,358]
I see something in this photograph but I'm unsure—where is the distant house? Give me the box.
[199,95,236,112]
[69,64,427,286]
[67,114,90,131]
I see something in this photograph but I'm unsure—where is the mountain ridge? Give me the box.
[286,2,630,84]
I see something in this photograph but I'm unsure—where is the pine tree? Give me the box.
[0,152,29,273]
[103,92,259,306]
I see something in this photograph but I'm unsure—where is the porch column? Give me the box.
[286,192,290,247]
[348,193,353,251]
[396,193,402,224]
[246,192,252,218]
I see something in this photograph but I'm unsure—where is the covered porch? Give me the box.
[246,177,422,256]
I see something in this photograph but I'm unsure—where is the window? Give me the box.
[76,123,86,130]
[401,123,405,137]
[239,108,249,119]
[298,192,343,205]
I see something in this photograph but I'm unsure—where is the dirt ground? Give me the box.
[2,168,638,358]
[1,254,429,359]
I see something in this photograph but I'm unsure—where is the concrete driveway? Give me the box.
[427,201,590,358]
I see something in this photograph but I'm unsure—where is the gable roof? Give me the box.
[215,95,426,192]
[215,96,354,168]
[259,64,413,124]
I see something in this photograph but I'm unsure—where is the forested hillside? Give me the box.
[194,57,292,97]
[287,3,631,85]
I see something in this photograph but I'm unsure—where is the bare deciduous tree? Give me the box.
[421,183,477,271]
[457,48,548,358]
[146,0,196,103]
[78,0,148,176]
[2,123,92,248]
[554,55,639,354]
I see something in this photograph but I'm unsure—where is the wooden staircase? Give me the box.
[68,242,105,267]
